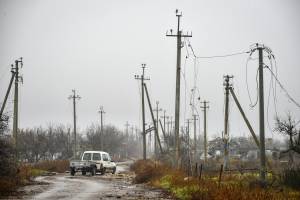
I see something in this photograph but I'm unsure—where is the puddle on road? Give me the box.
[26,176,110,200]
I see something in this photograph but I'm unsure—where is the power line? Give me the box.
[265,65,300,109]
[181,56,189,124]
[195,51,250,59]
[245,55,260,108]
[186,38,250,59]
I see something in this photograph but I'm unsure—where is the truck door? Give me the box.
[107,154,113,168]
[92,153,101,170]
[102,153,109,168]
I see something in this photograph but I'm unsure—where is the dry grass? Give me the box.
[130,159,173,183]
[131,159,300,200]
[33,160,69,173]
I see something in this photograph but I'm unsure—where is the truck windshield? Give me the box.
[82,153,91,160]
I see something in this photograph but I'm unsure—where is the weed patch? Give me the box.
[131,160,300,200]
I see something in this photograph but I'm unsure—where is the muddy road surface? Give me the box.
[14,162,172,200]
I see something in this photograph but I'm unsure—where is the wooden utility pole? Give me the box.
[134,64,149,160]
[166,10,192,167]
[98,106,105,150]
[12,58,23,154]
[201,101,209,163]
[258,45,266,182]
[223,75,233,170]
[68,89,81,158]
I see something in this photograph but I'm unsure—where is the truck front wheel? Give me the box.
[100,167,106,175]
[91,167,96,176]
[112,167,116,174]
[70,168,75,176]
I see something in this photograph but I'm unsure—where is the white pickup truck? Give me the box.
[70,151,116,176]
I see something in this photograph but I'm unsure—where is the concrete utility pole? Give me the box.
[12,58,23,153]
[148,124,152,153]
[125,121,130,158]
[68,89,81,158]
[135,126,138,141]
[165,117,172,145]
[166,9,192,167]
[125,121,130,136]
[191,114,198,161]
[144,83,163,154]
[154,101,162,156]
[67,128,71,155]
[165,116,169,136]
[186,119,192,149]
[223,75,233,170]
[161,110,167,135]
[0,66,15,119]
[131,126,134,141]
[168,116,173,136]
[159,120,167,141]
[134,63,149,160]
[201,101,209,163]
[186,119,193,174]
[98,106,105,150]
[257,45,266,182]
[229,85,273,171]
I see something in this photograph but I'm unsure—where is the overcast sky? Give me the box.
[0,0,299,140]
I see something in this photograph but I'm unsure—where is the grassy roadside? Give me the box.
[0,160,69,196]
[131,160,300,200]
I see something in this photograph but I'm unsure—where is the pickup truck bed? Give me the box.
[70,160,97,176]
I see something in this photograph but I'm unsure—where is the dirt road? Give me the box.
[15,162,172,200]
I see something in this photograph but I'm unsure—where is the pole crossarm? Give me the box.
[145,126,155,134]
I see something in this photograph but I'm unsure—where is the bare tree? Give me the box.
[275,113,300,165]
